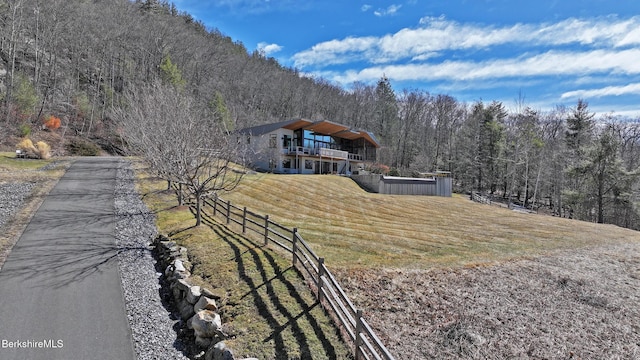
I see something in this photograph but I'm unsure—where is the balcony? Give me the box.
[284,146,364,161]
[318,147,348,159]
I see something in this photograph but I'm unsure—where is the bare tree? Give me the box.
[113,81,247,226]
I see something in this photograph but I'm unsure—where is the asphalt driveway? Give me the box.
[0,157,135,360]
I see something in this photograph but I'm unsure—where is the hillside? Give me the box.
[1,0,638,231]
[223,173,640,269]
[222,174,640,358]
[0,0,355,153]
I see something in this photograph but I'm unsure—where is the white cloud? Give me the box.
[290,14,640,115]
[257,42,283,55]
[329,48,640,84]
[361,4,372,12]
[293,36,378,67]
[534,17,640,47]
[292,16,640,68]
[561,83,640,99]
[374,4,401,17]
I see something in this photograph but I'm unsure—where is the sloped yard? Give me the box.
[221,173,640,358]
[223,173,639,269]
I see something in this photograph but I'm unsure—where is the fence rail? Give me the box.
[471,191,529,211]
[201,194,396,360]
[471,191,491,205]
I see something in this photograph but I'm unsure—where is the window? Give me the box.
[305,160,313,170]
[269,134,277,148]
[303,130,336,149]
[283,135,291,149]
[283,159,291,169]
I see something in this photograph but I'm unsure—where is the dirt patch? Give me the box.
[335,241,640,359]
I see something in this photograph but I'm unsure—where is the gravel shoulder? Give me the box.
[114,159,190,360]
[0,182,35,231]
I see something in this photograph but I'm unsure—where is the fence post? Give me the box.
[226,200,231,225]
[263,215,269,245]
[292,228,298,266]
[213,194,218,216]
[355,309,364,360]
[317,257,325,303]
[242,207,247,233]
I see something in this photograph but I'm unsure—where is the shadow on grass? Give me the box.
[201,216,340,360]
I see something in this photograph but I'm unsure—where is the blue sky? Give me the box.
[172,0,640,117]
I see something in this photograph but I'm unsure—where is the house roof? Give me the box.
[238,118,380,148]
[236,119,302,137]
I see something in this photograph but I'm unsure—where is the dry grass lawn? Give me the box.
[221,172,640,359]
[224,173,638,269]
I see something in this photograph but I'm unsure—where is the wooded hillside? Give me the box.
[0,0,639,229]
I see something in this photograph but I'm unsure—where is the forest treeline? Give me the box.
[0,0,639,229]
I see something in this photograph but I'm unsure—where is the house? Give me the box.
[238,119,379,174]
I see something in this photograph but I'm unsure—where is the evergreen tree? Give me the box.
[159,54,186,89]
[470,101,506,193]
[373,76,399,165]
[209,91,234,132]
[563,100,595,219]
[583,124,635,223]
[565,99,594,157]
[13,72,40,122]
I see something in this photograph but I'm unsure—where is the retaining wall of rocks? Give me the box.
[154,235,257,360]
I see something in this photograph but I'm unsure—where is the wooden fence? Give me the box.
[472,192,529,211]
[202,194,396,360]
[471,191,491,205]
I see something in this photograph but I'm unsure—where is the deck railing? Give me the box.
[318,147,349,159]
[201,194,396,360]
[286,146,365,162]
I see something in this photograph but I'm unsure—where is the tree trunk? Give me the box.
[523,157,530,208]
[597,170,605,223]
[531,157,542,210]
[196,195,202,227]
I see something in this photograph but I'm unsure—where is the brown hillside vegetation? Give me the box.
[223,173,640,358]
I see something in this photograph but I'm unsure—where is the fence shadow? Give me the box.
[170,186,395,359]
[200,216,340,360]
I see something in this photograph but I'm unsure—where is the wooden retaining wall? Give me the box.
[351,174,452,197]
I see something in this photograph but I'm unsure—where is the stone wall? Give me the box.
[154,235,257,360]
